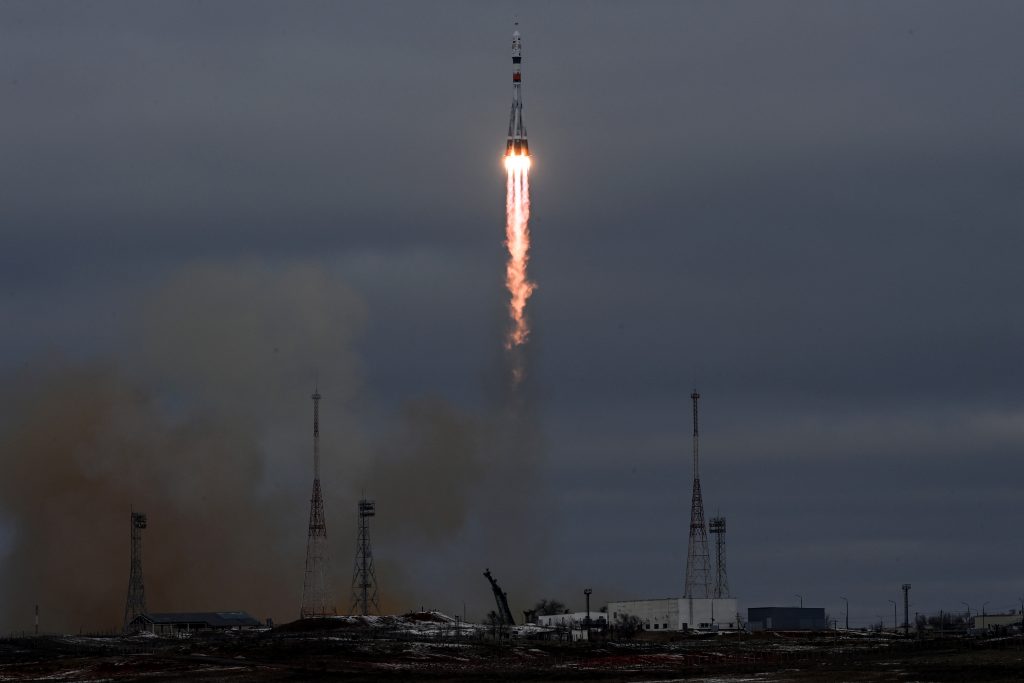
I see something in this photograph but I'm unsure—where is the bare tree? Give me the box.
[532,599,567,616]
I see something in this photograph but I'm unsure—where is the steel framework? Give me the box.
[123,511,147,632]
[300,389,335,618]
[684,391,712,598]
[350,499,380,616]
[709,516,729,598]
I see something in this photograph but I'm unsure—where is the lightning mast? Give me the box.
[123,510,147,632]
[684,391,712,598]
[350,499,380,616]
[709,516,729,598]
[300,388,335,618]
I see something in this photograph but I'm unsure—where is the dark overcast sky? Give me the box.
[2,1,1024,629]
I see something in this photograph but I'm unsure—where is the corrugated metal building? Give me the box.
[748,607,826,631]
[129,611,261,636]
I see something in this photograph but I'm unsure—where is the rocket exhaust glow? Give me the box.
[503,22,534,386]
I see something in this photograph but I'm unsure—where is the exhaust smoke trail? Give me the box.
[504,153,533,378]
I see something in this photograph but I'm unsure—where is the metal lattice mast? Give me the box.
[123,510,148,632]
[709,516,729,598]
[350,499,379,616]
[684,391,712,598]
[300,388,335,618]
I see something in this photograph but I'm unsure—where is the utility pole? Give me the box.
[901,584,911,635]
[584,588,592,629]
[795,594,803,608]
[840,596,849,630]
[888,599,896,632]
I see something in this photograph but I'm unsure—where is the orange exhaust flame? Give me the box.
[504,153,534,385]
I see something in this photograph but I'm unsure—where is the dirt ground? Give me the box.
[1,631,1022,681]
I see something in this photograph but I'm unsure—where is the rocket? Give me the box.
[505,22,529,156]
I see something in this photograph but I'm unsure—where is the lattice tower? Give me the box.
[709,516,729,598]
[350,499,380,616]
[684,391,712,598]
[123,511,147,632]
[300,389,335,618]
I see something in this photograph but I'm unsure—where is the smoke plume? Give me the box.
[0,258,550,632]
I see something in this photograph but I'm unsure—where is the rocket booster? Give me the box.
[506,23,529,156]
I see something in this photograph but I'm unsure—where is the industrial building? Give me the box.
[608,598,738,631]
[747,607,827,631]
[128,611,261,636]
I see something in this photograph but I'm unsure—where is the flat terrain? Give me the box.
[1,628,1022,682]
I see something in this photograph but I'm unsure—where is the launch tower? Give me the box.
[300,388,336,618]
[123,510,148,632]
[683,391,712,598]
[349,499,380,616]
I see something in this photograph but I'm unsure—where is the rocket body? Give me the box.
[506,25,529,156]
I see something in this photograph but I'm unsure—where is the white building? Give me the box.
[606,597,738,631]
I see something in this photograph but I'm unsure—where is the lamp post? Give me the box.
[961,601,971,630]
[840,597,849,631]
[584,589,592,630]
[888,600,896,632]
[981,601,989,631]
[795,594,803,608]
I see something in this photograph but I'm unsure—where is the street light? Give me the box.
[981,601,989,630]
[584,589,592,630]
[888,600,896,632]
[961,601,971,630]
[795,594,803,608]
[840,597,849,631]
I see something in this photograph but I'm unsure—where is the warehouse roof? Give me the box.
[135,611,260,627]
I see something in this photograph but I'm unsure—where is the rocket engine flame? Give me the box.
[504,153,534,372]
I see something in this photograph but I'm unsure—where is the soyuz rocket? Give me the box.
[505,22,529,156]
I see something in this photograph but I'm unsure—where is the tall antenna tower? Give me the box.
[123,510,147,632]
[684,391,712,598]
[350,499,380,616]
[300,388,335,618]
[709,516,729,598]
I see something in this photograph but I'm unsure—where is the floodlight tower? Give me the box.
[123,510,148,632]
[709,516,729,598]
[684,391,712,598]
[350,499,380,616]
[300,388,336,618]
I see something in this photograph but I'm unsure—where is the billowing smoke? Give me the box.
[0,259,549,633]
